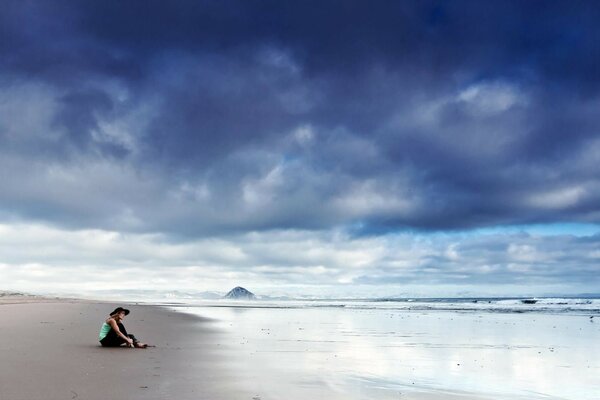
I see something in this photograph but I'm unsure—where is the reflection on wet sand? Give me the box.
[175,303,600,400]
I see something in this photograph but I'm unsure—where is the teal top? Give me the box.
[98,322,112,341]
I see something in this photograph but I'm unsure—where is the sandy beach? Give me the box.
[3,295,598,400]
[0,297,484,400]
[0,297,248,400]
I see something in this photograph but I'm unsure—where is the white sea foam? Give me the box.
[154,297,600,315]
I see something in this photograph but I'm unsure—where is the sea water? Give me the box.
[165,298,600,400]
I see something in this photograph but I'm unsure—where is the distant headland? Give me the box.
[224,286,256,300]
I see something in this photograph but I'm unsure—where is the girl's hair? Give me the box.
[109,307,130,316]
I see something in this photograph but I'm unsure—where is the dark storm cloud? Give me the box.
[1,0,599,234]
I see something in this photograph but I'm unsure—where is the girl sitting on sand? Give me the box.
[98,307,149,348]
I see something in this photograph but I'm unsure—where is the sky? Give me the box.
[1,0,599,298]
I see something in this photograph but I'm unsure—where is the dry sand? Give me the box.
[0,298,249,400]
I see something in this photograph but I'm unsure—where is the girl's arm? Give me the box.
[108,319,133,344]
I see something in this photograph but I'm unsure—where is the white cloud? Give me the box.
[242,163,285,207]
[0,222,598,297]
[292,125,315,145]
[526,185,587,209]
[91,103,153,155]
[457,81,527,115]
[332,179,416,218]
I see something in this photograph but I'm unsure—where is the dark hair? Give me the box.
[110,307,130,316]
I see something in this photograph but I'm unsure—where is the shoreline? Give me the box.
[3,295,596,400]
[0,296,485,400]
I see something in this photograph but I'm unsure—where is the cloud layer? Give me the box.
[1,0,599,235]
[1,223,598,296]
[1,1,599,294]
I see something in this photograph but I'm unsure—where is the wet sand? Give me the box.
[0,298,247,400]
[3,295,576,400]
[177,303,600,400]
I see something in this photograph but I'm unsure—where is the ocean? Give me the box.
[156,297,600,400]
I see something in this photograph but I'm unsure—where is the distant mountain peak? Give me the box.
[224,286,255,299]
